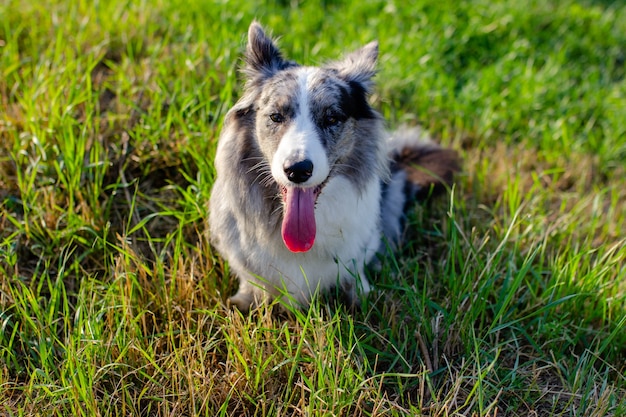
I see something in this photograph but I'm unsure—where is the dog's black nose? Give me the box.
[284,159,314,184]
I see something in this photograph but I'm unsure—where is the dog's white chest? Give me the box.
[257,176,381,303]
[314,176,381,260]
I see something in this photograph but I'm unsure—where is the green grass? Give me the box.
[1,0,625,415]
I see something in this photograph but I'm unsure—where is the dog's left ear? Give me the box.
[327,41,379,92]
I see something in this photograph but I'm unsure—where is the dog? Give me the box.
[209,22,459,311]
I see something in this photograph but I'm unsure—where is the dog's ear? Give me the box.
[243,21,292,81]
[328,41,379,92]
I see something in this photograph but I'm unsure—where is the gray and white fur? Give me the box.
[209,22,459,311]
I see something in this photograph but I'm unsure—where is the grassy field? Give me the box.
[1,0,625,415]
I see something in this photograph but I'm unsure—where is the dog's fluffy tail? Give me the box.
[379,126,460,248]
[388,126,460,200]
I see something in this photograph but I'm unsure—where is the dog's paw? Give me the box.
[228,291,256,312]
[341,276,371,311]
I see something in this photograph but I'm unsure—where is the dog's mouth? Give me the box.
[280,182,326,253]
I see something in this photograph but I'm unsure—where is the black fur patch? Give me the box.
[346,81,376,120]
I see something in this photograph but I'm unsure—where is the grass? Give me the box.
[1,0,625,415]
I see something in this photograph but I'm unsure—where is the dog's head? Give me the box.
[236,22,384,253]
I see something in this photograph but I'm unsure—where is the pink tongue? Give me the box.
[281,187,316,252]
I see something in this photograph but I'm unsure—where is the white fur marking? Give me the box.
[271,68,330,188]
[249,175,381,306]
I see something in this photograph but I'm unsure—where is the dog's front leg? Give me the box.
[341,273,371,310]
[228,272,269,312]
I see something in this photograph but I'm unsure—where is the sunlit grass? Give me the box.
[1,0,625,415]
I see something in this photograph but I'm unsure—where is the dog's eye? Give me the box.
[269,113,285,123]
[324,114,341,127]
